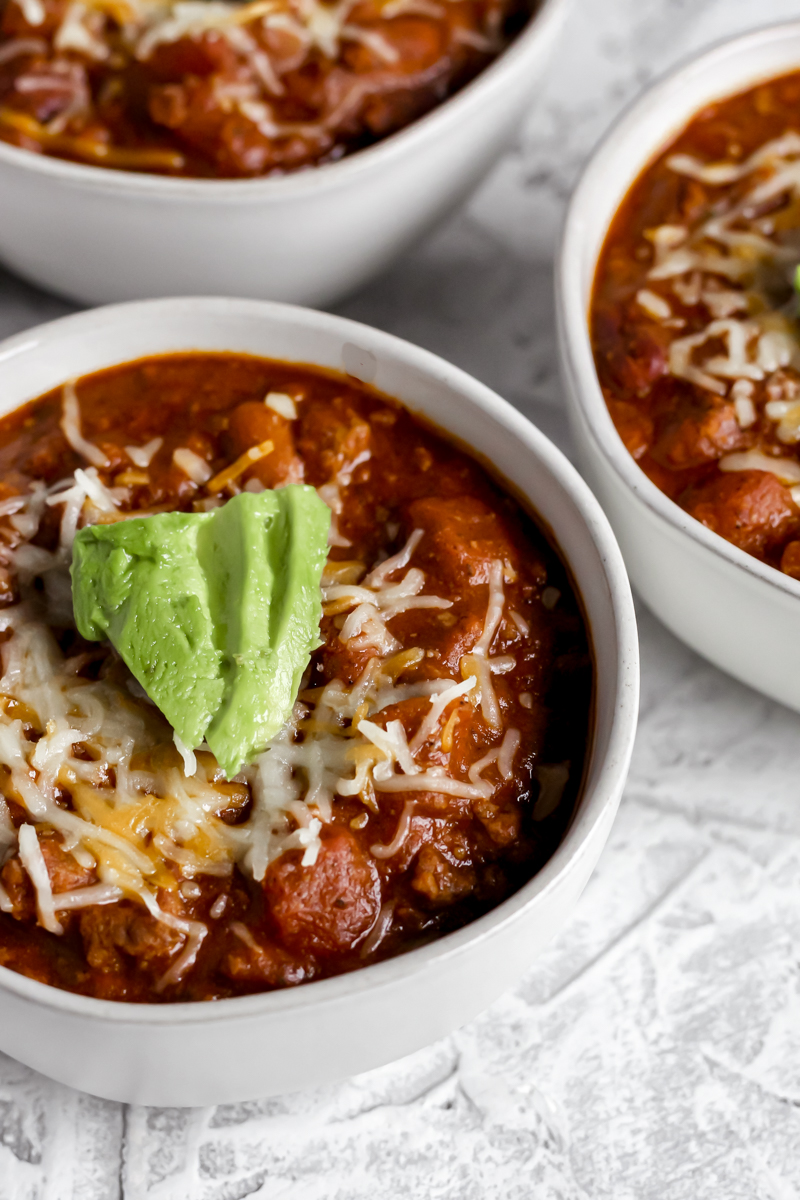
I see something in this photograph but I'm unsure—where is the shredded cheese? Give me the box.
[54,2,110,59]
[718,451,800,485]
[466,558,505,730]
[61,382,109,470]
[370,800,414,858]
[324,529,451,657]
[206,439,274,493]
[17,824,63,934]
[0,35,47,60]
[359,898,395,955]
[645,135,800,426]
[173,447,212,485]
[265,392,297,420]
[16,0,45,24]
[636,289,672,321]
[0,502,531,973]
[126,437,163,469]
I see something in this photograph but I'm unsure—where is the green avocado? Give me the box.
[71,487,331,778]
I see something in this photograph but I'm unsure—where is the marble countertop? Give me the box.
[4,0,800,1195]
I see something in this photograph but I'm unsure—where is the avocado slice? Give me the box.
[71,487,330,778]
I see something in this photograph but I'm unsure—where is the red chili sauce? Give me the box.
[592,70,800,575]
[0,353,592,1002]
[0,0,536,177]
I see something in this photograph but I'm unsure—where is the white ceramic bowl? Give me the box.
[0,297,637,1105]
[0,0,568,308]
[558,21,800,714]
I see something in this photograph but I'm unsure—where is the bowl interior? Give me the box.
[0,296,638,1019]
[569,21,800,304]
[559,19,800,599]
[0,0,568,197]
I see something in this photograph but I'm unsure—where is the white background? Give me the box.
[3,0,800,1195]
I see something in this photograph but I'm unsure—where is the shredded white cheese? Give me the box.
[467,558,505,730]
[60,382,109,470]
[636,289,672,321]
[718,451,800,484]
[126,437,163,469]
[0,501,532,971]
[17,823,63,934]
[265,391,297,420]
[370,800,415,858]
[16,0,45,26]
[173,446,213,485]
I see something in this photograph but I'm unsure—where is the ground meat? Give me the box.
[680,470,799,558]
[264,830,381,956]
[222,928,308,988]
[473,793,522,847]
[650,391,748,470]
[411,844,476,904]
[0,0,528,178]
[595,317,670,396]
[79,900,183,974]
[781,540,800,579]
[296,404,372,486]
[0,855,32,920]
[607,399,654,461]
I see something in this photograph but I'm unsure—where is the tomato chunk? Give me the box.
[264,830,380,955]
[680,470,799,557]
[405,495,517,589]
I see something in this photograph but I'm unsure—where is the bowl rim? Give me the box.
[0,294,638,1024]
[0,0,569,200]
[557,17,800,608]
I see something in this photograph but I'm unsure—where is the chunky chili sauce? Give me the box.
[0,0,535,177]
[0,353,591,1002]
[592,70,800,574]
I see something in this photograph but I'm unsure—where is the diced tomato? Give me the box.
[680,470,799,558]
[264,830,380,955]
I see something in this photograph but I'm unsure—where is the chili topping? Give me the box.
[0,352,591,1001]
[0,0,535,176]
[592,70,800,575]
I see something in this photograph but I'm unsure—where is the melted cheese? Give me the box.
[0,499,524,977]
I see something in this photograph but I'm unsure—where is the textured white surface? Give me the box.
[2,0,800,1194]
